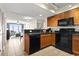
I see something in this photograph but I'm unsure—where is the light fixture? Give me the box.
[30,30,32,32]
[39,14,42,16]
[35,4,56,13]
[50,10,55,13]
[5,15,7,18]
[36,4,48,10]
[69,5,72,7]
[4,15,7,18]
[24,16,32,19]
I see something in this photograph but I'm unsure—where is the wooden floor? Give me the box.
[4,37,24,56]
[3,37,73,56]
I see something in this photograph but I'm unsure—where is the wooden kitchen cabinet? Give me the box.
[40,35,45,48]
[40,33,55,49]
[24,34,30,54]
[40,34,47,48]
[51,33,55,46]
[72,34,79,55]
[45,34,52,46]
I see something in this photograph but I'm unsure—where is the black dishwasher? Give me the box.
[29,34,40,54]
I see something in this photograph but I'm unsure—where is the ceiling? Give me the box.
[0,3,79,20]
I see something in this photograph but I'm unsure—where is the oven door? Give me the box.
[55,32,72,54]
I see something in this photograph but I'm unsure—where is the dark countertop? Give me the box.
[26,33,54,36]
[28,33,40,36]
[72,32,79,35]
[24,29,54,35]
[24,30,79,34]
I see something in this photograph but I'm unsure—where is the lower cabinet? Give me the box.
[40,33,55,49]
[51,33,55,46]
[24,34,30,54]
[24,33,55,55]
[72,34,79,55]
[40,35,46,48]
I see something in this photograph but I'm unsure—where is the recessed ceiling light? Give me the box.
[50,10,55,13]
[4,15,7,18]
[69,5,72,7]
[24,16,32,19]
[40,14,42,16]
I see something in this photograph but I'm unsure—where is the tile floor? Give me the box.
[3,37,73,56]
[31,46,73,56]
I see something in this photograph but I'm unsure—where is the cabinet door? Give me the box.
[45,35,49,46]
[51,33,55,46]
[47,34,52,45]
[24,34,30,54]
[72,38,79,55]
[40,35,46,48]
[40,34,51,48]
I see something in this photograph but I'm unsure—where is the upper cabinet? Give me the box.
[47,7,79,27]
[71,8,79,25]
[64,11,71,18]
[47,15,60,27]
[58,13,64,19]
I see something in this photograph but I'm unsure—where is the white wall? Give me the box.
[0,17,2,55]
[42,19,47,29]
[6,18,47,30]
[0,12,3,55]
[6,18,37,29]
[24,19,37,29]
[37,18,47,29]
[6,19,17,23]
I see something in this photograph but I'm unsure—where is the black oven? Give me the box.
[55,28,75,54]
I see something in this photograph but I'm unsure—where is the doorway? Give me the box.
[7,23,24,40]
[4,22,24,56]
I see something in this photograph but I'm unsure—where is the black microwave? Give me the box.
[58,17,74,26]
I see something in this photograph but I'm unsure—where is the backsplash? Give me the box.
[49,26,79,32]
